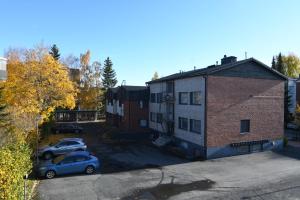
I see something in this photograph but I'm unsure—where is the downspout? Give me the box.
[128,93,131,131]
[204,75,208,159]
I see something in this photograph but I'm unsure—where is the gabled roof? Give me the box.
[108,85,148,93]
[146,58,288,84]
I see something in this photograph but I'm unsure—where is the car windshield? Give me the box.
[52,155,65,164]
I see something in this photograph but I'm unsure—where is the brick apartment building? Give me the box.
[106,86,149,133]
[147,55,287,159]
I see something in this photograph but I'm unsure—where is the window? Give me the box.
[179,92,188,104]
[74,155,89,162]
[157,113,163,123]
[190,119,201,134]
[56,141,69,147]
[150,112,156,122]
[178,117,188,130]
[167,82,174,93]
[150,93,156,103]
[140,119,147,127]
[66,141,79,146]
[240,120,250,133]
[190,91,201,105]
[61,156,76,164]
[140,101,143,109]
[157,93,163,103]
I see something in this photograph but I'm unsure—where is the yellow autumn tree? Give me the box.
[78,50,104,110]
[4,47,77,126]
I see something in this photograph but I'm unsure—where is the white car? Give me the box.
[38,138,87,160]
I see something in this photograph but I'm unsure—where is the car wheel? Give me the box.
[85,166,95,174]
[43,152,53,160]
[45,170,56,179]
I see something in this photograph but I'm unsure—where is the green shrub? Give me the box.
[0,137,32,200]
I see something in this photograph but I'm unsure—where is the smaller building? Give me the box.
[288,78,297,114]
[0,57,7,81]
[106,86,149,133]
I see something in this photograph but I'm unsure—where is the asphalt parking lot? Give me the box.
[37,123,300,200]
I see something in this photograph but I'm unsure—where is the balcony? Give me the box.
[162,94,175,103]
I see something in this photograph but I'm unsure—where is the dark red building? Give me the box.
[106,86,149,133]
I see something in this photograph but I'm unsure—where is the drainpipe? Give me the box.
[204,76,208,159]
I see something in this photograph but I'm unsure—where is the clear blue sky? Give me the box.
[1,0,300,85]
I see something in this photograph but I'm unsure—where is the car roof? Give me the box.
[60,138,83,142]
[66,151,90,157]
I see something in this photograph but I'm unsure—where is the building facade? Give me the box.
[147,56,286,159]
[106,86,149,133]
[288,78,297,114]
[0,57,7,81]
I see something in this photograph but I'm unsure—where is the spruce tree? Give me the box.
[276,53,285,74]
[102,57,117,89]
[49,44,61,60]
[271,56,276,70]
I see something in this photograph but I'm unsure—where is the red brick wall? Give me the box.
[119,101,149,132]
[206,76,285,148]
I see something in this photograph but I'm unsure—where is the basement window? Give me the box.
[240,120,250,134]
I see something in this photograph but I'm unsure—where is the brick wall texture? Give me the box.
[120,101,149,132]
[206,76,285,147]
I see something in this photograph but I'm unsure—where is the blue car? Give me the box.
[38,151,100,179]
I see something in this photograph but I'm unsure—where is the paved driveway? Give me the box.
[37,124,300,200]
[37,143,300,200]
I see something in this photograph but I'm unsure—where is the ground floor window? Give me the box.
[157,113,163,123]
[139,119,148,127]
[178,117,188,130]
[240,120,250,134]
[150,112,156,122]
[190,119,201,134]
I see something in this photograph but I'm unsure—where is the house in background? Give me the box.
[147,55,287,159]
[106,85,149,133]
[287,78,297,114]
[0,57,7,81]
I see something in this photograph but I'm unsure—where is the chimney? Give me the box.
[221,55,237,65]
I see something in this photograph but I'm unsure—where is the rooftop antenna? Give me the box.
[245,52,248,59]
[121,80,126,86]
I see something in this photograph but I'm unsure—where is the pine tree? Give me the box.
[49,44,61,60]
[276,53,285,74]
[271,56,276,70]
[102,57,117,89]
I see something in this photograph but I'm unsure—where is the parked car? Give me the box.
[38,151,100,179]
[38,138,87,159]
[287,123,299,130]
[51,123,83,134]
